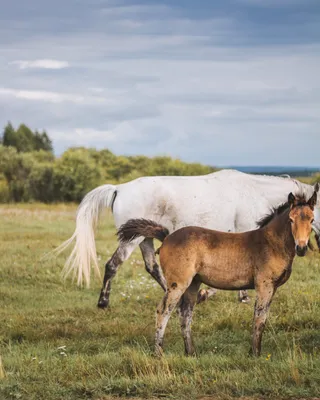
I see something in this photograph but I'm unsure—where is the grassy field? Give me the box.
[0,204,320,400]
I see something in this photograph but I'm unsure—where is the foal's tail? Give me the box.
[53,184,117,287]
[117,219,169,244]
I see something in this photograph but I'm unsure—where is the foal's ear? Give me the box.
[308,190,318,210]
[314,182,320,193]
[288,192,295,206]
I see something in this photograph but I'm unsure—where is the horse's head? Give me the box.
[288,183,318,257]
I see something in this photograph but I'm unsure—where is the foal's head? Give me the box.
[288,186,318,257]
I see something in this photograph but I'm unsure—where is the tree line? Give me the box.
[0,122,216,203]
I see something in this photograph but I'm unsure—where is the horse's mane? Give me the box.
[257,193,309,229]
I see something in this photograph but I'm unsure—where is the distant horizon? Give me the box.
[220,165,320,169]
[219,165,320,177]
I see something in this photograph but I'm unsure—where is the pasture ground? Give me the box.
[0,204,320,400]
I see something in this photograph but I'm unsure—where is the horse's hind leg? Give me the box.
[97,242,137,309]
[140,238,167,291]
[179,278,201,355]
[139,239,218,306]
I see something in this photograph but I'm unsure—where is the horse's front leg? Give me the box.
[312,222,320,251]
[252,283,275,356]
[196,288,250,304]
[315,233,320,251]
[197,287,217,304]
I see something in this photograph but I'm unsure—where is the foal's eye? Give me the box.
[290,218,294,223]
[311,219,314,223]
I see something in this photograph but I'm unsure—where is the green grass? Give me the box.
[0,204,320,400]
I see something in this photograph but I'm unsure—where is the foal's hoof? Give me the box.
[154,345,164,358]
[97,297,109,309]
[248,348,260,357]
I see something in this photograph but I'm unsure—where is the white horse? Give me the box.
[56,169,320,308]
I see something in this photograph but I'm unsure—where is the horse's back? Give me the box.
[111,170,308,233]
[113,174,236,230]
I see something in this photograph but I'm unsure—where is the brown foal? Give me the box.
[118,188,317,357]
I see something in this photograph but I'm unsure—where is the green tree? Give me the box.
[15,124,36,152]
[107,156,134,181]
[28,163,55,203]
[1,123,54,153]
[0,133,216,203]
[0,146,34,201]
[34,130,53,152]
[2,122,19,149]
[128,155,151,175]
[53,148,102,202]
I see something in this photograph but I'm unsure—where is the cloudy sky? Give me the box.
[0,0,320,166]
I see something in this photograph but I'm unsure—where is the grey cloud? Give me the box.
[0,0,319,166]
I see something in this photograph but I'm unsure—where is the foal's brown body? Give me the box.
[118,189,317,357]
[157,212,295,356]
[160,222,293,292]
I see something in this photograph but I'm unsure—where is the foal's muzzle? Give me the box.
[296,245,308,257]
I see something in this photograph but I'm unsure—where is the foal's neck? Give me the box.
[265,209,295,259]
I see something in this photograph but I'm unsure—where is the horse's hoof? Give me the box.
[238,294,251,304]
[97,297,109,309]
[197,289,208,304]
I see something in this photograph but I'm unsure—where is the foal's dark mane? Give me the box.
[257,194,308,229]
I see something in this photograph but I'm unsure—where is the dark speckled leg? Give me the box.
[140,238,167,291]
[97,243,137,309]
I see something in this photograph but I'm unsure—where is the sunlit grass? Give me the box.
[0,204,320,399]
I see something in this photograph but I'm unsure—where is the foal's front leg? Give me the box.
[252,283,275,356]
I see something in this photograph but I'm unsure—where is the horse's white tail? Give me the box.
[54,184,117,287]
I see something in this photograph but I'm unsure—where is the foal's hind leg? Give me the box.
[179,278,201,355]
[97,242,137,309]
[252,282,275,356]
[140,238,167,291]
[155,286,186,357]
